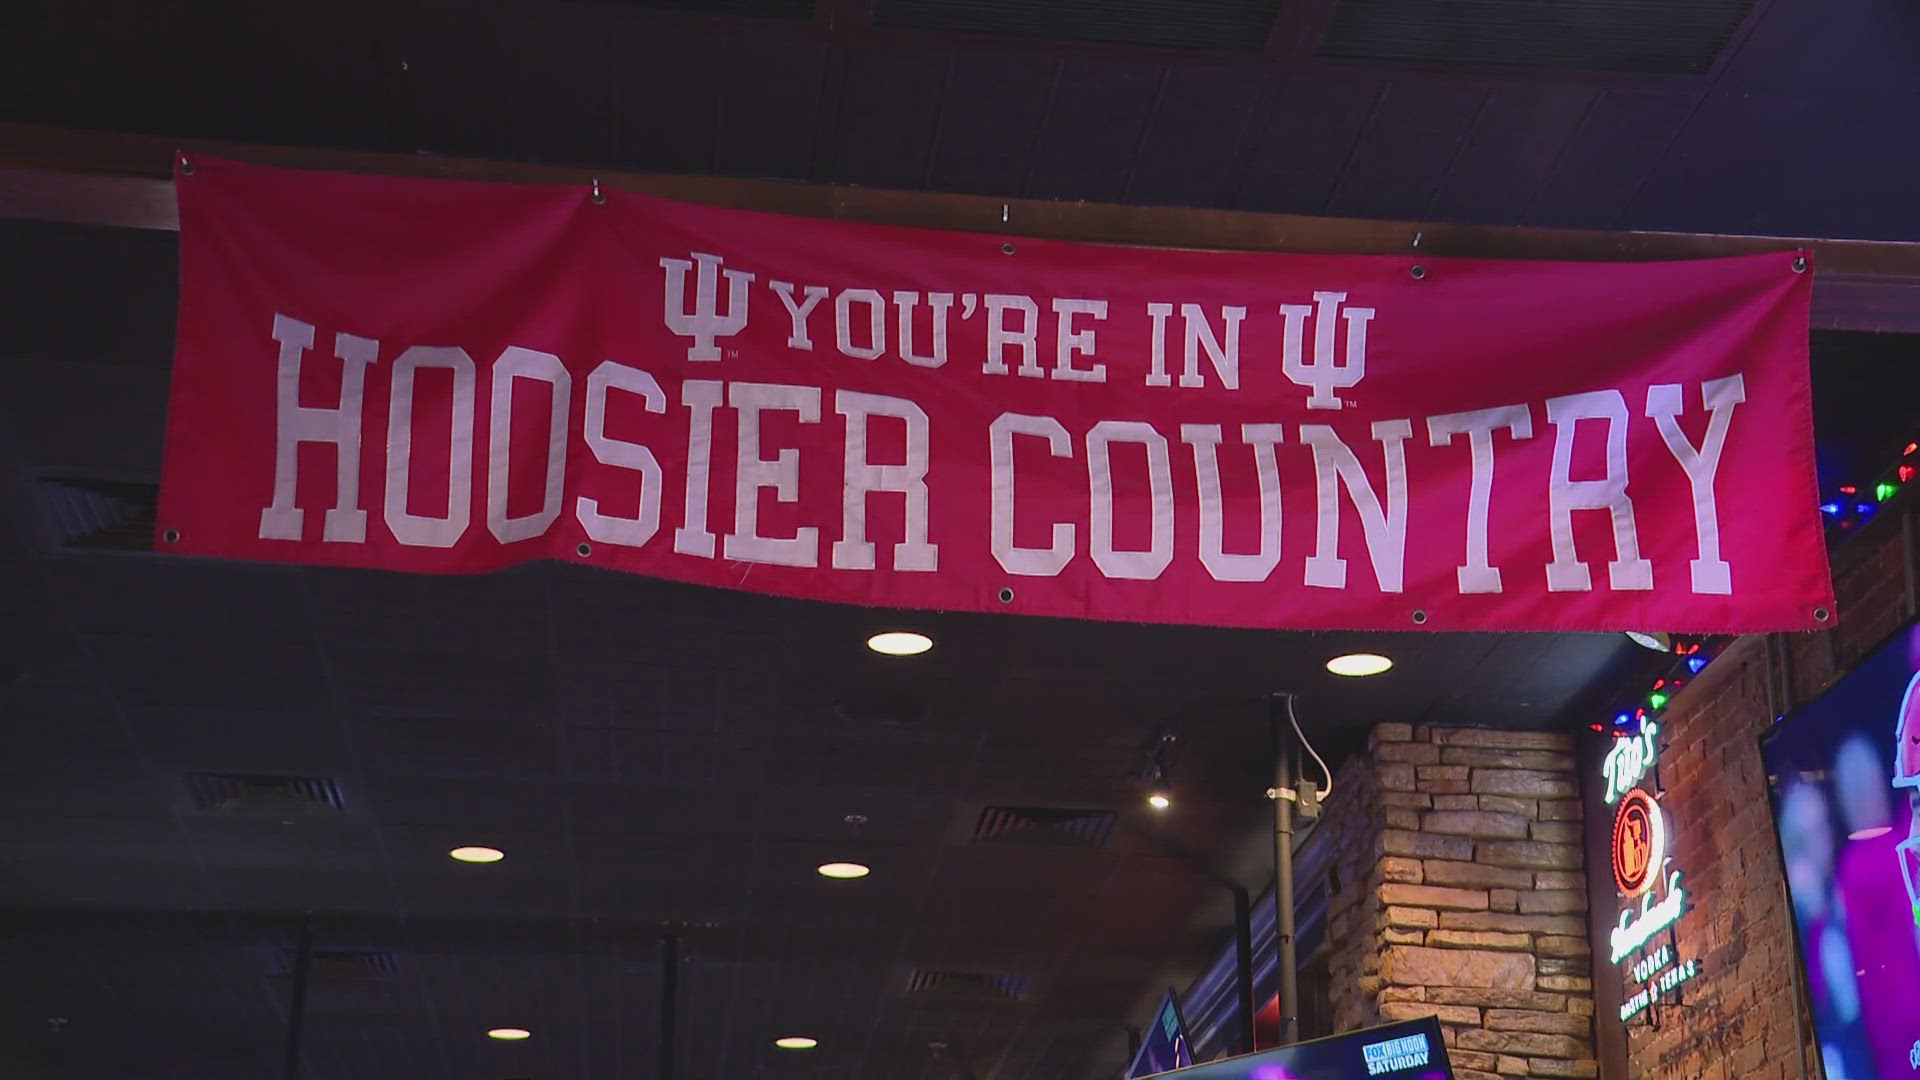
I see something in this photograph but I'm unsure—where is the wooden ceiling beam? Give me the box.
[6,121,1920,331]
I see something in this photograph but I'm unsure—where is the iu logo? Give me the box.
[1612,788,1667,898]
[1280,291,1375,409]
[660,251,753,361]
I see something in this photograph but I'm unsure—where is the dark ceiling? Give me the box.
[3,0,1918,1076]
[6,0,1920,241]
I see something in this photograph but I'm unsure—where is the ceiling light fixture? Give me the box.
[1850,825,1893,841]
[486,1028,532,1041]
[775,1036,819,1050]
[867,631,933,656]
[816,861,871,879]
[1625,632,1673,652]
[450,846,505,863]
[1146,790,1171,811]
[1325,653,1393,677]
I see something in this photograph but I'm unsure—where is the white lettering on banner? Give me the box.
[724,382,821,567]
[1182,424,1285,583]
[384,345,477,548]
[1427,404,1534,594]
[894,292,953,369]
[486,347,571,545]
[1300,421,1412,592]
[1281,291,1372,410]
[832,391,938,572]
[1611,871,1687,963]
[1086,421,1175,581]
[989,413,1075,576]
[660,252,752,361]
[1051,299,1108,383]
[834,288,886,361]
[769,281,827,350]
[576,362,667,548]
[673,380,724,558]
[1603,719,1660,805]
[258,314,377,543]
[1144,303,1175,387]
[239,315,1763,595]
[982,295,1042,378]
[1545,390,1654,592]
[1647,374,1746,595]
[1179,304,1247,390]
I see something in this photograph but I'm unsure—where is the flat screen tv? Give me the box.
[1763,620,1920,1080]
[1139,1016,1452,1080]
[1128,990,1195,1078]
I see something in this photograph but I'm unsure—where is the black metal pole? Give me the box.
[659,931,680,1080]
[1270,695,1299,1048]
[1231,885,1256,1053]
[282,918,314,1080]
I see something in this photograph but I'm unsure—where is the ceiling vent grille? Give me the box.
[185,773,347,814]
[34,477,159,553]
[874,0,1282,53]
[1318,0,1759,74]
[584,0,815,19]
[971,805,1117,848]
[905,970,1031,1001]
[307,948,401,980]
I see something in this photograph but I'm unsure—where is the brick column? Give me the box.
[1322,723,1599,1080]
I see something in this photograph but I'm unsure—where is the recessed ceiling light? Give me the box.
[816,861,870,879]
[1625,631,1673,652]
[487,1028,532,1041]
[867,631,932,656]
[450,846,506,863]
[1325,653,1393,677]
[1147,793,1171,811]
[775,1036,819,1050]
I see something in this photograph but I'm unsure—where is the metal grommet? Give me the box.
[1409,264,1426,280]
[590,179,605,205]
[178,157,193,177]
[1001,242,1016,255]
[162,528,181,544]
[997,587,1015,604]
[1813,606,1831,622]
[1791,255,1807,274]
[1411,609,1428,625]
[577,542,592,557]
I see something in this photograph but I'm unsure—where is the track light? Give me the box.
[1131,729,1176,812]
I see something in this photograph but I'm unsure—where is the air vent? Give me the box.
[305,948,402,981]
[34,477,159,552]
[583,0,815,18]
[185,773,347,814]
[874,0,1282,52]
[1319,0,1758,74]
[971,805,1117,848]
[905,969,1031,1002]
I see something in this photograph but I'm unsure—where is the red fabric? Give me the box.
[160,155,1834,632]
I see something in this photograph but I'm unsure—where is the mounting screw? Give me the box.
[1791,256,1807,274]
[1813,606,1831,622]
[162,528,180,544]
[576,542,592,557]
[997,586,1015,603]
[1409,264,1426,280]
[1001,242,1016,255]
[178,157,193,176]
[1411,609,1429,624]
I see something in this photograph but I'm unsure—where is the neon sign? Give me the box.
[1610,871,1686,963]
[1602,717,1698,1022]
[1603,719,1659,804]
[1610,789,1666,897]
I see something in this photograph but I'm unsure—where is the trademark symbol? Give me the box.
[725,349,741,360]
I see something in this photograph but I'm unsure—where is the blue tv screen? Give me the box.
[1140,1017,1451,1080]
[1129,990,1195,1078]
[1764,621,1920,1080]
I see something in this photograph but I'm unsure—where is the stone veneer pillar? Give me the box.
[1321,722,1598,1080]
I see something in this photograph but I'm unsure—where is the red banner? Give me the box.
[159,155,1833,632]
